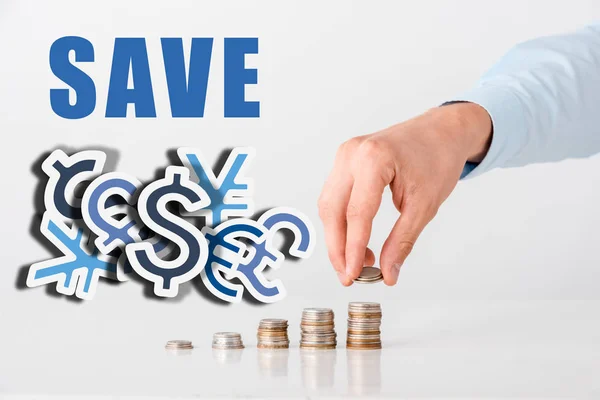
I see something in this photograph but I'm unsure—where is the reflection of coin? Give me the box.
[353,267,383,284]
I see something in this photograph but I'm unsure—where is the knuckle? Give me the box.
[396,238,415,259]
[346,202,362,220]
[317,199,335,220]
[357,138,388,162]
[338,137,363,157]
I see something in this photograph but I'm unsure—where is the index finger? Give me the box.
[318,156,354,286]
[344,166,389,280]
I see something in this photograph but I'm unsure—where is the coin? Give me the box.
[346,302,382,350]
[353,267,383,284]
[257,318,290,349]
[300,307,337,349]
[212,332,245,350]
[165,339,193,350]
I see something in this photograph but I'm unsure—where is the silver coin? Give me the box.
[345,301,383,350]
[349,301,381,309]
[302,308,334,318]
[212,332,244,349]
[166,340,192,346]
[213,332,242,339]
[303,307,333,313]
[300,308,337,349]
[353,267,383,283]
[260,318,288,324]
[165,340,193,350]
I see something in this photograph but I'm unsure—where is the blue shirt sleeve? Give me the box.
[450,23,600,179]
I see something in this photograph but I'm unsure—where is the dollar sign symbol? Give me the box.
[82,172,145,282]
[125,167,210,297]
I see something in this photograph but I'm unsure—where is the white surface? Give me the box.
[2,1,600,398]
[2,300,600,398]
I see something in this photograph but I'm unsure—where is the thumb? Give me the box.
[380,206,430,286]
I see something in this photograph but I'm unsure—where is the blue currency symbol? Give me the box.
[126,167,210,297]
[26,212,118,300]
[41,149,106,220]
[177,147,254,226]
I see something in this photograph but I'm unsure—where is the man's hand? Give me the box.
[318,103,492,286]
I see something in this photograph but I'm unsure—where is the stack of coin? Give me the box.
[165,339,193,350]
[212,332,244,350]
[346,302,382,349]
[257,318,290,349]
[300,308,337,349]
[354,267,384,284]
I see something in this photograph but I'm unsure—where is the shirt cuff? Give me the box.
[447,85,527,179]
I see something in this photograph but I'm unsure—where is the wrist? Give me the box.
[431,102,492,163]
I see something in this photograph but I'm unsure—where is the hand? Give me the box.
[318,103,492,286]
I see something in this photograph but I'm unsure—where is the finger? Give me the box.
[339,248,375,285]
[345,169,388,280]
[319,154,355,286]
[380,205,430,286]
[365,247,375,267]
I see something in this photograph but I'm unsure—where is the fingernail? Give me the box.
[390,263,402,283]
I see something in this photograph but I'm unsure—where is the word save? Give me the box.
[49,37,259,119]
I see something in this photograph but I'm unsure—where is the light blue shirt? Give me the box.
[453,23,600,179]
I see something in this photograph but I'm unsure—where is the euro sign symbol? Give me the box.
[200,208,316,303]
[125,167,210,297]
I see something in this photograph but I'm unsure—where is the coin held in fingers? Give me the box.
[353,266,383,284]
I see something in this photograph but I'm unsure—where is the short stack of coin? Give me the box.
[300,308,337,349]
[165,339,193,350]
[212,332,244,350]
[353,267,383,284]
[346,302,382,349]
[257,318,290,349]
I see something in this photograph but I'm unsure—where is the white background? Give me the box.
[1,0,600,398]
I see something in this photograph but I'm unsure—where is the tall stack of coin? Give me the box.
[300,308,337,349]
[257,318,290,349]
[346,302,382,349]
[212,332,244,350]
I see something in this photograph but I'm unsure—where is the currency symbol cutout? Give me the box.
[41,149,106,220]
[177,147,254,226]
[27,147,316,302]
[26,212,118,300]
[126,166,210,297]
[82,172,143,281]
[201,219,272,303]
[258,207,315,259]
[200,207,315,303]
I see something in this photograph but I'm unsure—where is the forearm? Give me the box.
[451,23,600,178]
